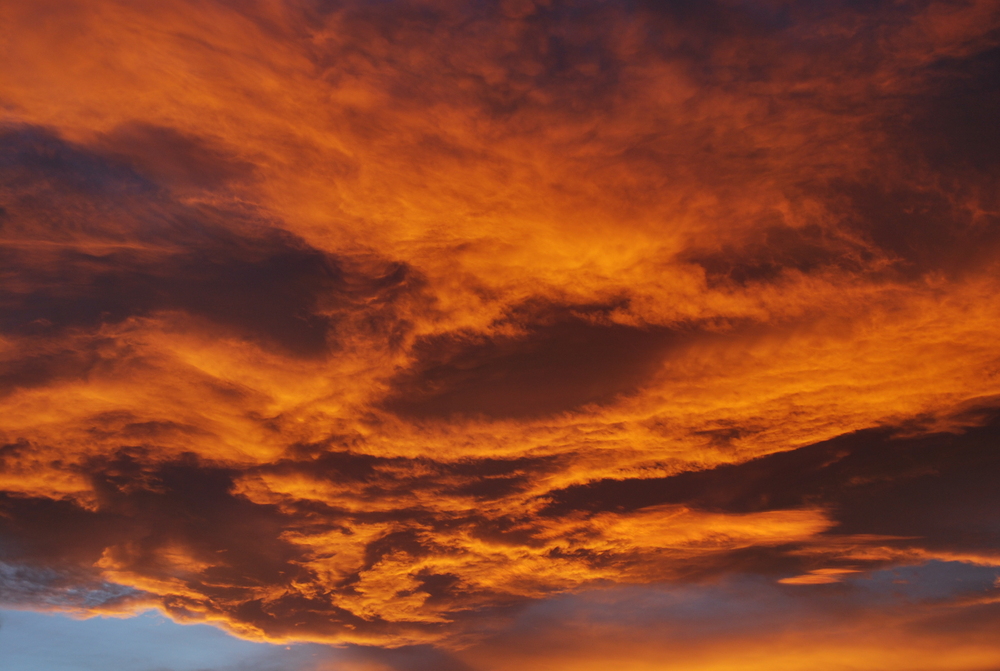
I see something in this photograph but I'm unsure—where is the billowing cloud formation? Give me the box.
[1,0,1000,659]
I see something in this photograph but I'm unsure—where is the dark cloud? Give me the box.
[0,126,419,359]
[382,307,680,419]
[0,343,106,398]
[96,122,257,193]
[0,452,313,595]
[681,173,1000,290]
[260,448,556,505]
[0,125,156,206]
[544,411,1000,562]
[0,452,366,640]
[0,490,134,569]
[833,179,1000,278]
[0,445,552,641]
[900,45,1000,175]
[681,219,872,287]
[89,453,306,585]
[5,406,994,642]
[0,561,142,611]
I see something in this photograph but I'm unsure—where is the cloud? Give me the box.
[0,561,144,612]
[0,125,418,360]
[381,303,681,419]
[4,418,1000,645]
[0,0,999,662]
[456,563,1000,671]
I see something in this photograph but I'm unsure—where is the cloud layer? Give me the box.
[1,0,1000,661]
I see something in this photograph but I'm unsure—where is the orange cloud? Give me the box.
[1,0,1000,661]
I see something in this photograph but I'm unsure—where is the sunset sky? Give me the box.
[2,0,1000,669]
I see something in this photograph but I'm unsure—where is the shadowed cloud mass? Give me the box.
[1,0,1000,667]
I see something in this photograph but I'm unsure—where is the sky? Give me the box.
[1,0,1000,668]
